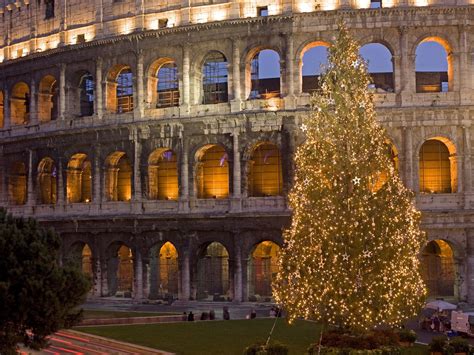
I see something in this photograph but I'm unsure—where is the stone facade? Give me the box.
[0,1,474,303]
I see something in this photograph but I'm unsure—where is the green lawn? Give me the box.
[77,319,428,355]
[82,309,179,320]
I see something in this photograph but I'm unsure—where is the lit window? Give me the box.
[157,63,179,108]
[370,0,382,8]
[258,6,268,16]
[202,52,228,104]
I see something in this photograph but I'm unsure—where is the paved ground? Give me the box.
[18,299,474,354]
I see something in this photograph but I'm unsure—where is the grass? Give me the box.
[82,309,179,320]
[77,319,428,354]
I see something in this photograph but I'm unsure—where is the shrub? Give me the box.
[308,346,401,355]
[429,336,448,353]
[449,337,470,353]
[397,329,417,343]
[244,341,289,355]
[319,329,399,350]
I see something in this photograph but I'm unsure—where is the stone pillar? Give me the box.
[464,126,472,195]
[460,26,471,104]
[93,148,101,205]
[399,26,413,105]
[181,45,190,113]
[284,34,296,109]
[57,158,65,206]
[135,51,144,119]
[27,149,35,206]
[179,137,189,211]
[93,254,103,296]
[29,78,37,125]
[143,258,150,299]
[100,256,109,296]
[403,127,414,191]
[95,57,103,119]
[3,87,10,129]
[133,131,142,203]
[233,244,243,302]
[134,250,144,301]
[231,131,242,211]
[180,250,191,300]
[231,39,242,112]
[59,63,66,120]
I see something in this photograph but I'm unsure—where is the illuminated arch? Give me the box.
[148,148,178,200]
[67,153,92,203]
[148,58,179,108]
[248,142,283,197]
[38,75,58,122]
[300,41,329,94]
[196,242,229,300]
[419,138,457,193]
[106,64,134,113]
[248,241,280,300]
[10,82,30,125]
[0,90,4,128]
[149,242,179,300]
[107,243,134,296]
[69,242,93,277]
[79,73,94,117]
[247,49,281,99]
[195,144,229,199]
[37,157,57,205]
[8,161,27,205]
[360,43,394,92]
[105,151,132,201]
[421,240,455,298]
[415,37,452,93]
[202,51,228,104]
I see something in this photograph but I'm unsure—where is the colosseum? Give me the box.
[0,0,472,304]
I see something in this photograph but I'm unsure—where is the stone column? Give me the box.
[92,253,103,297]
[135,51,144,119]
[233,243,243,302]
[57,158,65,206]
[29,78,37,125]
[59,63,66,120]
[94,147,101,204]
[95,57,103,119]
[179,137,189,211]
[100,256,109,296]
[464,126,472,195]
[134,249,144,301]
[231,39,242,112]
[180,250,191,300]
[286,34,295,97]
[231,131,241,212]
[404,126,414,191]
[399,26,413,105]
[460,25,471,104]
[3,87,10,129]
[133,131,142,203]
[181,45,190,113]
[26,150,35,207]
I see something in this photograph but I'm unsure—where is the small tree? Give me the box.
[0,209,90,354]
[273,25,427,332]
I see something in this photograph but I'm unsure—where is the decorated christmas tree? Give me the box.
[273,25,427,332]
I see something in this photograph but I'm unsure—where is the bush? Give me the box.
[397,329,417,343]
[318,329,399,350]
[449,337,470,353]
[244,341,289,355]
[308,346,401,355]
[429,336,448,353]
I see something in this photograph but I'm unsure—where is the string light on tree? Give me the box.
[273,23,427,332]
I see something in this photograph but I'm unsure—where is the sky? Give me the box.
[256,41,449,78]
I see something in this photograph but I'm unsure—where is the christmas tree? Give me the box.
[273,24,426,332]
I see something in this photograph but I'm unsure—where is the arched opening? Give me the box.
[301,43,329,94]
[106,65,134,113]
[248,49,280,99]
[196,242,229,301]
[8,162,27,205]
[0,90,4,128]
[151,60,179,108]
[248,143,283,197]
[67,153,92,203]
[360,43,394,92]
[10,82,30,125]
[202,52,228,104]
[248,241,280,301]
[38,157,57,204]
[419,139,456,193]
[421,240,455,298]
[107,243,134,297]
[415,38,451,93]
[79,73,94,117]
[149,242,179,300]
[105,152,132,201]
[38,75,58,122]
[148,148,178,200]
[196,145,229,199]
[68,242,93,277]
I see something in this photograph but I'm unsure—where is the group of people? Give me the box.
[420,311,451,333]
[182,307,230,322]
